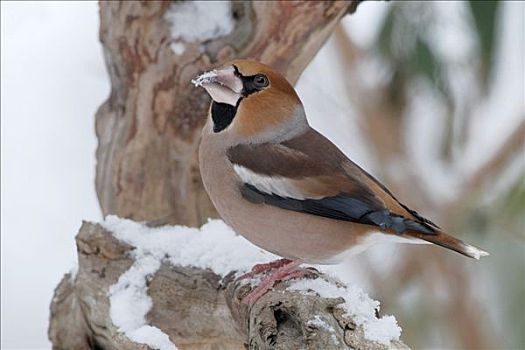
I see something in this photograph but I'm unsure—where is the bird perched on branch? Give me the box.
[194,60,488,304]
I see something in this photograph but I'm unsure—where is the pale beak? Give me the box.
[192,66,243,106]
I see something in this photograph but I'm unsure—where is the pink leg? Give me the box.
[238,258,292,280]
[242,260,304,305]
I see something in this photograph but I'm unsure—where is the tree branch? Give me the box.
[49,222,409,350]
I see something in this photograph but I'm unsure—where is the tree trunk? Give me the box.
[95,0,360,226]
[49,222,408,350]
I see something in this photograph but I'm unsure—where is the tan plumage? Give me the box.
[195,59,489,264]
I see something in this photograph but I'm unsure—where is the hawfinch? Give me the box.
[194,60,488,303]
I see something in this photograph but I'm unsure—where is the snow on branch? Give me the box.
[103,217,277,350]
[164,1,235,55]
[49,217,408,350]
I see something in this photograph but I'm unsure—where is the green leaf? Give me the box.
[413,39,449,99]
[468,0,500,90]
[502,174,525,221]
[377,5,396,59]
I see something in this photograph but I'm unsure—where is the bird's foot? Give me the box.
[238,258,292,280]
[241,260,304,305]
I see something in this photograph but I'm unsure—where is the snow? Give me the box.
[102,215,401,347]
[102,215,278,349]
[109,254,175,350]
[165,1,234,54]
[426,2,476,63]
[308,315,340,345]
[289,278,401,345]
[101,216,278,277]
[342,1,391,48]
[69,262,79,282]
[461,1,525,174]
[171,42,186,56]
[192,70,219,87]
[127,326,178,350]
[109,255,160,332]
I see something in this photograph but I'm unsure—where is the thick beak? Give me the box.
[192,66,243,106]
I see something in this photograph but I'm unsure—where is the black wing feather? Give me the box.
[241,184,436,235]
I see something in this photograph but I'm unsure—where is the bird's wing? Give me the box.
[227,129,438,235]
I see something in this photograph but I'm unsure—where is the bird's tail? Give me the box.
[407,230,489,260]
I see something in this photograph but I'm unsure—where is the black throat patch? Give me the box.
[211,101,239,133]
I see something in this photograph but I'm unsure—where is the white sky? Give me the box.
[1,2,106,348]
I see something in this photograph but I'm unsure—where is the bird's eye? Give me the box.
[253,74,269,88]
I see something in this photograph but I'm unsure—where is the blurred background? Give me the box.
[1,1,523,349]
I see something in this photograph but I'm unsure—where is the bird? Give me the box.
[193,59,489,304]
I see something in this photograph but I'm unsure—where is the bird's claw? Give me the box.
[238,258,292,280]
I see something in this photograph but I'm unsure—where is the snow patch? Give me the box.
[102,215,401,347]
[164,1,234,54]
[191,69,219,87]
[171,42,186,56]
[69,261,78,282]
[127,326,178,350]
[308,315,340,345]
[289,278,401,345]
[109,255,160,332]
[101,215,277,276]
[102,215,277,349]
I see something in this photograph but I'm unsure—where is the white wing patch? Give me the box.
[233,164,307,200]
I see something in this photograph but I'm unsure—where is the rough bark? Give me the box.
[95,1,359,227]
[49,222,408,350]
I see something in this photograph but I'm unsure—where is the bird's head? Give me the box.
[193,59,308,143]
